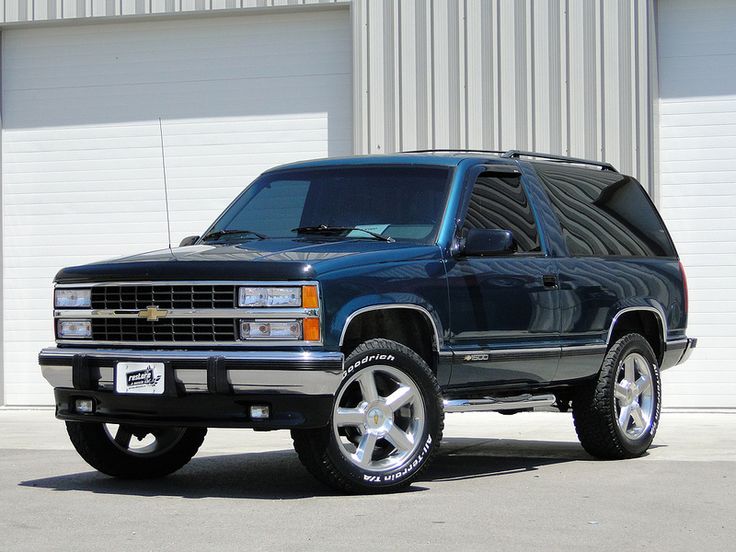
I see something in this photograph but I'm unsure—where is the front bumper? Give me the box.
[39,347,343,429]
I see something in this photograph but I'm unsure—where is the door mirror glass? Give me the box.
[462,228,515,256]
[179,235,200,247]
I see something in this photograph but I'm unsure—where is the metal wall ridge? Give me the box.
[0,0,344,26]
[352,0,656,188]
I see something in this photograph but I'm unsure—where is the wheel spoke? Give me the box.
[385,385,415,412]
[335,407,365,428]
[357,371,380,403]
[634,375,651,396]
[114,426,133,448]
[618,405,632,429]
[624,357,635,383]
[354,432,378,466]
[630,405,646,429]
[386,424,414,452]
[614,383,628,402]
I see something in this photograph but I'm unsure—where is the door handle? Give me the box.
[542,274,559,288]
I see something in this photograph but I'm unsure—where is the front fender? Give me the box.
[330,296,445,351]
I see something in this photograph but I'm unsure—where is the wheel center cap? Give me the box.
[366,408,385,428]
[626,385,636,403]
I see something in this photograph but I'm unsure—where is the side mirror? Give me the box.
[462,228,516,257]
[179,235,200,247]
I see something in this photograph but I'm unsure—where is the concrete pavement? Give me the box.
[1,409,734,551]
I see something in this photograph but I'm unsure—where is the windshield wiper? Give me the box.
[292,224,394,243]
[202,229,268,242]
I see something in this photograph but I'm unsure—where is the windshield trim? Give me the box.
[198,164,456,246]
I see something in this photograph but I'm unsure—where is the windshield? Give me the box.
[204,166,452,244]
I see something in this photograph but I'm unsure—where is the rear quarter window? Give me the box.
[533,163,677,257]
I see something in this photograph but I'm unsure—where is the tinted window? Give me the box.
[209,166,452,244]
[463,174,541,252]
[223,180,310,237]
[534,163,676,257]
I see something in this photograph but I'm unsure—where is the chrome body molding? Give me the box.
[606,306,668,345]
[456,346,560,356]
[338,303,442,350]
[39,347,342,362]
[453,344,606,360]
[443,394,556,413]
[55,308,321,319]
[39,348,343,396]
[55,339,325,347]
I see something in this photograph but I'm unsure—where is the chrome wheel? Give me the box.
[332,365,426,473]
[103,424,187,457]
[613,352,655,440]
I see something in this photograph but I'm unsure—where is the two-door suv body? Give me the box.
[40,150,696,492]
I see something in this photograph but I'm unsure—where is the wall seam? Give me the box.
[0,29,4,406]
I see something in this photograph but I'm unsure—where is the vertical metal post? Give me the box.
[0,29,5,406]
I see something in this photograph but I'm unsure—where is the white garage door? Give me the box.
[1,9,352,405]
[658,0,736,407]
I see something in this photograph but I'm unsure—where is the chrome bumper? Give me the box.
[679,337,697,365]
[39,347,344,396]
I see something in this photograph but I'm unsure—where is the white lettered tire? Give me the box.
[291,338,443,493]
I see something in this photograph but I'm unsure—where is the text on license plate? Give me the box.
[115,362,165,395]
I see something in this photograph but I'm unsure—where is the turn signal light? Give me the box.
[303,317,321,341]
[302,285,319,309]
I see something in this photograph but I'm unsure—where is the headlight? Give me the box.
[57,319,92,339]
[55,289,91,308]
[239,287,302,307]
[240,320,302,340]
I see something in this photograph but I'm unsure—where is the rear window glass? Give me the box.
[534,163,676,257]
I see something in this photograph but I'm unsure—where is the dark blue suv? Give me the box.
[39,150,696,493]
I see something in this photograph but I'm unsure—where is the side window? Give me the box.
[534,164,677,257]
[463,173,541,253]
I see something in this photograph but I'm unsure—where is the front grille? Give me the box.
[91,318,238,343]
[91,285,237,310]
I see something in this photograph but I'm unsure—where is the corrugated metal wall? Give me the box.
[352,0,656,186]
[0,0,339,22]
[0,0,656,183]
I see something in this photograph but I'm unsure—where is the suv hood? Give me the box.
[55,238,441,284]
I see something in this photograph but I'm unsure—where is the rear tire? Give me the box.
[292,338,443,493]
[66,421,206,478]
[573,333,661,459]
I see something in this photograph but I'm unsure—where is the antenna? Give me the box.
[158,117,173,251]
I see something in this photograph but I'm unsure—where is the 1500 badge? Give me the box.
[464,354,489,362]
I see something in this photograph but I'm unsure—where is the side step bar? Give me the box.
[443,394,556,413]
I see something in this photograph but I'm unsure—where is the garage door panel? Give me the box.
[659,0,736,407]
[1,9,352,405]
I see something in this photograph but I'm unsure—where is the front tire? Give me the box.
[292,338,443,493]
[66,422,207,478]
[573,333,661,459]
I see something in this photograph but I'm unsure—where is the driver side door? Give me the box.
[445,168,560,389]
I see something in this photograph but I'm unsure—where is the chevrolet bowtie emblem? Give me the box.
[139,306,168,322]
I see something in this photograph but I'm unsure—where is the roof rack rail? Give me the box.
[401,148,617,172]
[401,149,508,156]
[501,150,617,172]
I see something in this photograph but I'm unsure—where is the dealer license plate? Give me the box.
[115,362,165,395]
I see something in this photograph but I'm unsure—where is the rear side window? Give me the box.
[463,173,541,253]
[534,163,676,257]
